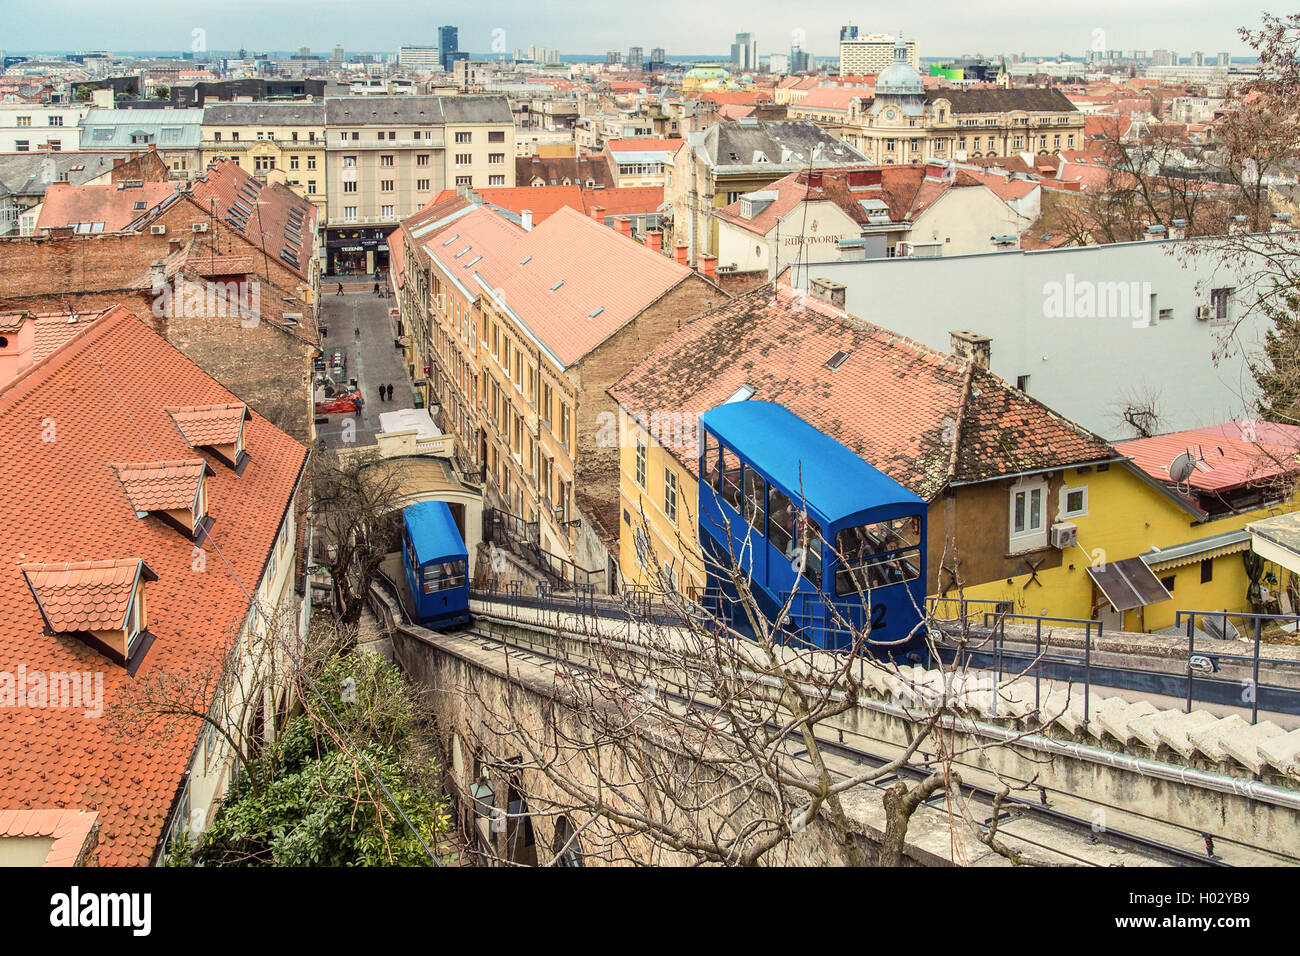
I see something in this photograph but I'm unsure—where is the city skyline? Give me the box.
[0,0,1270,58]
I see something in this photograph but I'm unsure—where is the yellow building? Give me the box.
[964,427,1300,632]
[200,102,327,220]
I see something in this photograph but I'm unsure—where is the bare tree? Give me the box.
[311,448,405,625]
[450,499,1066,867]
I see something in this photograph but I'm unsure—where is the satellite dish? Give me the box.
[1168,451,1196,485]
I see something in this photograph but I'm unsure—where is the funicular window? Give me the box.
[769,486,822,588]
[719,446,743,512]
[702,431,720,491]
[743,467,766,532]
[422,559,467,593]
[834,516,922,597]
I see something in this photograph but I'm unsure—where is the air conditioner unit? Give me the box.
[1195,305,1211,321]
[150,224,166,235]
[1050,521,1078,550]
[192,222,208,233]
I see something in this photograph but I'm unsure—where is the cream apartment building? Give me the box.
[201,102,327,220]
[324,95,514,275]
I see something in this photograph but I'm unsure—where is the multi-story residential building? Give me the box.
[603,138,682,186]
[200,102,327,221]
[0,102,90,152]
[399,45,442,74]
[791,47,1085,164]
[395,194,727,580]
[0,148,169,235]
[0,303,308,865]
[839,33,918,76]
[78,107,205,178]
[665,118,868,265]
[323,95,514,275]
[713,163,1036,277]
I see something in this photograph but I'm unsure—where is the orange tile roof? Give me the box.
[0,305,307,866]
[0,808,99,865]
[165,403,247,447]
[605,137,684,153]
[36,182,176,233]
[610,283,1116,500]
[415,202,691,367]
[0,310,106,379]
[475,185,666,224]
[21,559,153,633]
[112,459,208,513]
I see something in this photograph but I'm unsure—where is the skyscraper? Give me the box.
[438,25,459,70]
[629,46,643,70]
[840,25,859,42]
[730,32,757,72]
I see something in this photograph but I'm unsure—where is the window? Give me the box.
[344,206,357,221]
[421,559,467,593]
[488,130,506,143]
[1061,486,1088,518]
[15,115,30,127]
[834,516,922,596]
[1009,478,1048,551]
[1016,375,1030,392]
[719,446,742,512]
[381,154,394,166]
[743,467,765,533]
[289,155,299,170]
[48,115,63,127]
[417,154,430,166]
[560,403,570,449]
[307,180,317,194]
[307,155,317,169]
[1210,287,1234,323]
[489,153,505,165]
[633,440,646,487]
[14,140,28,152]
[1161,574,1176,592]
[417,179,430,191]
[380,179,394,191]
[489,175,505,186]
[664,468,678,523]
[455,153,472,166]
[343,180,357,192]
[456,175,472,187]
[1200,558,1214,584]
[455,131,472,144]
[701,431,720,492]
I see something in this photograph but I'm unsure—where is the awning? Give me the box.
[1087,556,1174,612]
[1141,529,1251,571]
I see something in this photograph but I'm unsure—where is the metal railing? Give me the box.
[482,507,603,590]
[1178,610,1300,724]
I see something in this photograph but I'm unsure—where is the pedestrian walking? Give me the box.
[373,281,381,296]
[378,384,385,402]
[336,282,344,295]
[386,384,394,401]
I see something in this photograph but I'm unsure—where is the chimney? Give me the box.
[990,234,1018,251]
[647,229,662,253]
[807,170,823,188]
[1170,218,1188,240]
[950,330,991,370]
[520,209,533,232]
[808,277,846,309]
[150,262,168,295]
[615,216,632,237]
[837,238,868,261]
[591,204,605,223]
[1143,224,1167,241]
[698,253,717,278]
[673,242,688,266]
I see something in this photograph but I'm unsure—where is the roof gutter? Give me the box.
[947,455,1127,488]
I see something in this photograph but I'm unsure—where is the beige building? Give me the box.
[324,95,515,275]
[201,102,327,219]
[794,48,1085,165]
[839,34,918,76]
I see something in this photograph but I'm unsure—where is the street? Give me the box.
[315,281,415,450]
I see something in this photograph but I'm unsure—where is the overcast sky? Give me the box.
[0,0,1277,57]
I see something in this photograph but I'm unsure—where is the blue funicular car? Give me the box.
[401,500,470,629]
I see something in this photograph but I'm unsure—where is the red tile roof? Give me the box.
[165,403,247,447]
[0,808,99,865]
[412,201,692,367]
[605,137,684,154]
[37,182,176,233]
[112,460,208,513]
[475,184,666,224]
[0,305,307,866]
[21,559,153,633]
[610,283,1116,500]
[1116,424,1300,493]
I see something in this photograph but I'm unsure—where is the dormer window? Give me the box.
[113,459,214,540]
[21,558,158,669]
[165,403,250,473]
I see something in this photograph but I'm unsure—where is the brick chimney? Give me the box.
[646,229,662,253]
[950,330,991,369]
[615,216,632,237]
[808,277,846,309]
[698,253,717,278]
[673,243,688,266]
[591,204,605,223]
